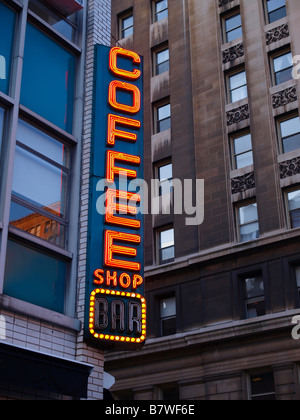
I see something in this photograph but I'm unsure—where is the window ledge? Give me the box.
[0,294,81,332]
[8,226,73,260]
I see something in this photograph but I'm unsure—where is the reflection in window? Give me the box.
[4,240,66,313]
[0,2,16,95]
[229,70,248,103]
[224,13,242,43]
[159,227,175,264]
[160,296,176,336]
[287,190,300,229]
[21,23,76,133]
[0,108,4,153]
[238,203,259,243]
[157,103,171,133]
[155,47,169,76]
[28,0,78,42]
[232,132,253,169]
[154,0,168,22]
[249,371,276,400]
[279,115,300,154]
[120,13,133,39]
[266,0,287,24]
[273,51,293,85]
[10,120,69,247]
[244,275,265,319]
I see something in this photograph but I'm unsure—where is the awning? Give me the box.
[0,341,93,399]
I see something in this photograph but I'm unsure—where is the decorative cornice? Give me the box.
[266,23,289,46]
[272,86,297,109]
[227,104,249,126]
[231,172,255,194]
[223,43,244,64]
[280,156,300,179]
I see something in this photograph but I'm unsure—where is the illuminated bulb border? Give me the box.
[89,288,146,344]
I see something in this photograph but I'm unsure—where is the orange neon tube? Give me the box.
[104,230,141,272]
[106,150,141,183]
[109,47,141,80]
[107,114,141,146]
[108,80,141,114]
[105,189,141,229]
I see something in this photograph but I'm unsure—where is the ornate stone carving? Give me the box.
[266,24,289,46]
[272,86,297,109]
[227,104,249,126]
[280,157,300,179]
[219,0,235,7]
[223,43,244,64]
[231,172,255,194]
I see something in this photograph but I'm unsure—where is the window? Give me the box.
[295,267,300,303]
[266,0,287,24]
[20,23,76,134]
[232,132,253,169]
[4,239,67,313]
[0,1,16,96]
[228,70,248,103]
[224,12,243,43]
[160,296,176,336]
[158,162,173,196]
[154,0,168,22]
[160,384,180,400]
[243,275,265,318]
[279,115,300,154]
[0,107,4,153]
[159,227,175,264]
[9,120,69,247]
[156,103,171,133]
[287,189,300,229]
[154,47,169,76]
[249,370,276,400]
[120,12,133,39]
[272,51,293,85]
[28,0,78,43]
[238,203,259,242]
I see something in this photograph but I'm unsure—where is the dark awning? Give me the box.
[0,341,94,399]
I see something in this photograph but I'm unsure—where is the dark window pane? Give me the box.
[160,246,175,263]
[245,277,264,299]
[9,201,66,247]
[290,209,300,228]
[246,300,266,318]
[162,317,177,336]
[268,6,287,23]
[282,133,300,154]
[275,67,293,85]
[4,240,66,313]
[162,386,180,400]
[0,2,16,95]
[21,23,76,133]
[250,371,276,400]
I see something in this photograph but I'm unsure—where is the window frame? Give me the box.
[153,44,170,76]
[153,0,168,23]
[10,118,71,248]
[222,10,243,44]
[157,226,175,265]
[159,294,177,337]
[230,129,254,170]
[270,49,293,86]
[285,187,300,230]
[154,101,171,134]
[237,201,260,243]
[227,68,248,104]
[248,369,276,400]
[277,112,300,155]
[264,0,287,24]
[242,273,266,319]
[119,9,134,40]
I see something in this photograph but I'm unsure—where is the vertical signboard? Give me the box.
[85,46,145,348]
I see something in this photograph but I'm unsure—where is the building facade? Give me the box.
[0,0,110,400]
[106,0,300,400]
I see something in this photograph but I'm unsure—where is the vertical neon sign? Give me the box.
[85,46,145,347]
